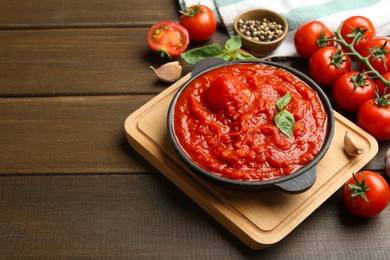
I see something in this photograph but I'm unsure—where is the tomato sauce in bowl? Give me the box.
[168,59,334,192]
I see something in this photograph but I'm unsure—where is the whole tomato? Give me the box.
[309,46,352,88]
[359,37,390,74]
[357,99,390,141]
[294,20,334,59]
[340,16,376,52]
[376,72,390,96]
[333,72,375,112]
[180,4,217,42]
[147,20,189,59]
[342,171,390,218]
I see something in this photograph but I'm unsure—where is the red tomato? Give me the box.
[376,72,390,96]
[340,16,376,52]
[180,5,217,42]
[357,99,390,141]
[342,171,390,218]
[294,20,334,59]
[359,37,390,74]
[147,20,189,59]
[333,72,376,112]
[309,46,352,87]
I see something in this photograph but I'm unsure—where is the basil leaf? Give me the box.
[233,52,257,61]
[224,34,242,53]
[180,34,257,64]
[275,92,291,110]
[180,43,224,64]
[275,92,294,138]
[275,110,295,139]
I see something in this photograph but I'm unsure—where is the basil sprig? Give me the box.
[180,34,256,64]
[275,93,295,138]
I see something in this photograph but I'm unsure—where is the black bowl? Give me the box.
[167,58,335,193]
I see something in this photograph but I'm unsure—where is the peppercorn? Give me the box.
[237,18,284,42]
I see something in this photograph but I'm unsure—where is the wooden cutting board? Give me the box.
[124,73,378,249]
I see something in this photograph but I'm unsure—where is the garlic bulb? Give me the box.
[344,131,364,157]
[150,61,182,82]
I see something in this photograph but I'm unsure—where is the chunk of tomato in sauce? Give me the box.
[206,74,251,112]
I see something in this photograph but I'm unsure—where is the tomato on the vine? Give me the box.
[340,16,376,52]
[180,4,217,42]
[357,99,390,141]
[333,72,375,112]
[342,171,390,218]
[359,37,390,75]
[147,20,189,59]
[309,46,352,87]
[294,20,334,59]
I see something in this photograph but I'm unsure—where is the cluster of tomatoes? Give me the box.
[295,16,390,218]
[294,16,390,141]
[147,4,217,59]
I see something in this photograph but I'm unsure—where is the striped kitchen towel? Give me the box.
[179,0,390,57]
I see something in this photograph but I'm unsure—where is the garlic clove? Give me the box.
[150,61,182,83]
[344,131,364,157]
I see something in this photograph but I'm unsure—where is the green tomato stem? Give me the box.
[334,29,390,88]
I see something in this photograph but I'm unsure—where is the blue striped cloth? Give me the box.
[179,0,390,57]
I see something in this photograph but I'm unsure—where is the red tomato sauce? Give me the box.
[173,63,328,181]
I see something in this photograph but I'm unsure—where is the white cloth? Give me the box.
[179,0,390,58]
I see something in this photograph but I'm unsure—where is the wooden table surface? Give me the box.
[1,1,390,258]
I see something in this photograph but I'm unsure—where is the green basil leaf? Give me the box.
[275,92,291,111]
[180,43,224,64]
[218,53,231,61]
[224,34,242,54]
[233,52,258,61]
[180,34,257,64]
[275,110,295,138]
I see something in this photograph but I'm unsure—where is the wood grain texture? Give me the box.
[0,28,180,96]
[0,174,389,258]
[0,28,228,96]
[1,0,390,257]
[0,96,157,174]
[0,0,180,29]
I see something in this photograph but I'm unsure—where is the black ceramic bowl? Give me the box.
[167,58,335,193]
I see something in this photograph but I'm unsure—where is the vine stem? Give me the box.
[334,29,390,88]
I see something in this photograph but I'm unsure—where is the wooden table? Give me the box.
[1,1,389,258]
